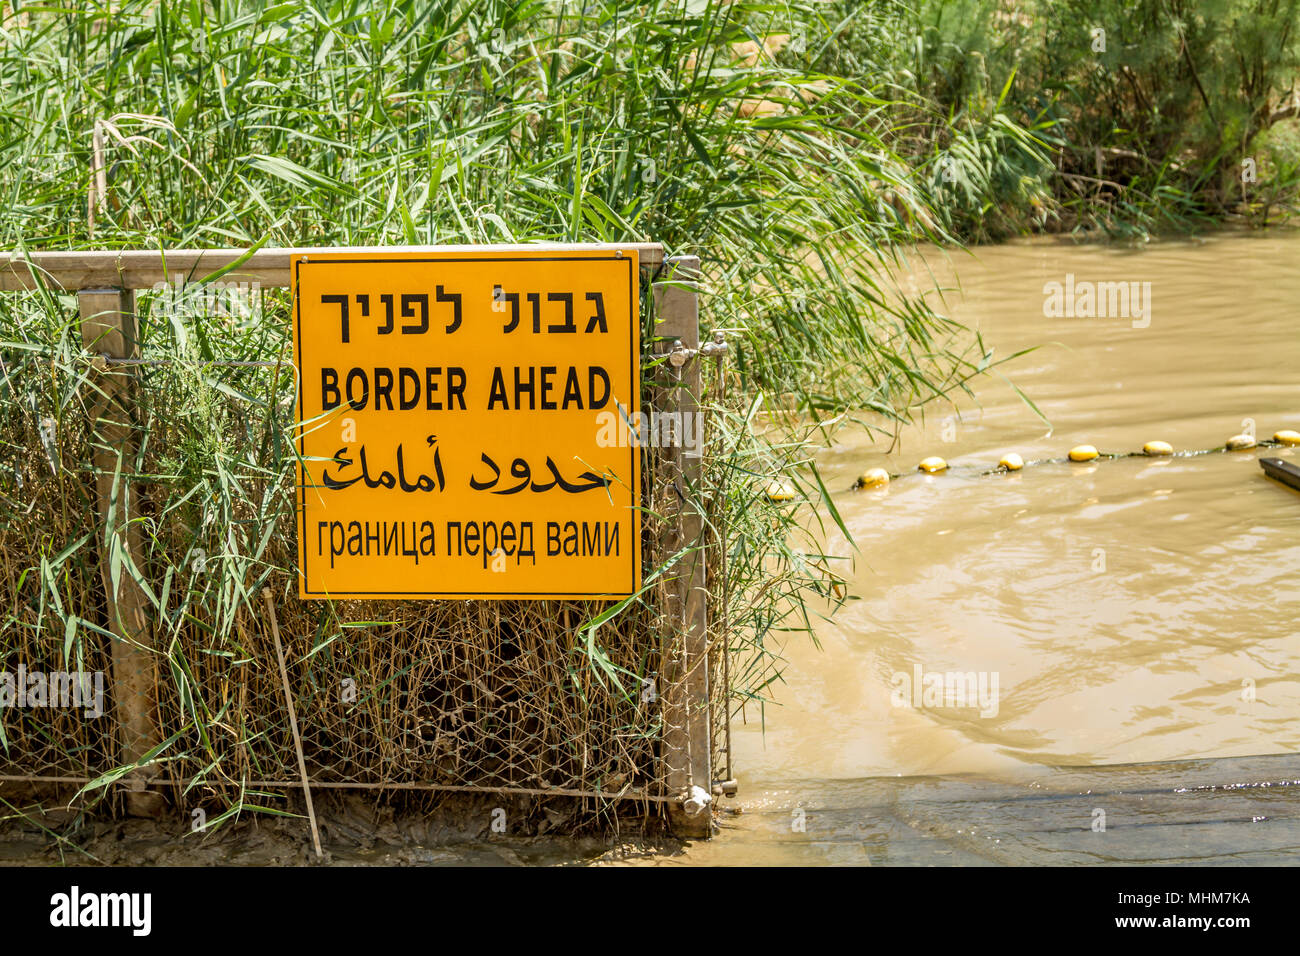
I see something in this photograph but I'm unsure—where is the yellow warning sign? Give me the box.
[292,249,641,599]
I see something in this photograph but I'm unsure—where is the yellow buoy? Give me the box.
[917,456,948,474]
[855,467,891,490]
[1068,444,1099,462]
[1226,434,1256,451]
[765,480,796,502]
[997,453,1024,471]
[1142,440,1173,456]
[1274,429,1300,446]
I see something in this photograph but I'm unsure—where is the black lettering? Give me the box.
[480,521,499,568]
[425,366,442,410]
[588,366,610,410]
[562,367,582,408]
[513,365,535,408]
[585,292,607,332]
[373,367,394,411]
[487,367,507,410]
[321,367,340,410]
[447,367,467,410]
[540,366,557,410]
[527,292,541,332]
[401,293,429,334]
[499,289,521,333]
[322,294,349,343]
[328,521,346,568]
[547,292,575,332]
[518,522,536,564]
[437,285,462,334]
[345,368,369,411]
[399,367,420,410]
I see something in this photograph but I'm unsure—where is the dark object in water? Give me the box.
[1259,457,1300,493]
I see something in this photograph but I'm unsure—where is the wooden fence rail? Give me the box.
[0,243,665,292]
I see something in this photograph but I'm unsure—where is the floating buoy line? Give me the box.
[824,428,1300,495]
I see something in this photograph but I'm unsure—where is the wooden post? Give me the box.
[79,289,165,818]
[652,256,712,838]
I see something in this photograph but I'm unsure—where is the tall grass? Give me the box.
[0,0,1005,825]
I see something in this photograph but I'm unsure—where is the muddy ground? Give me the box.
[0,785,686,866]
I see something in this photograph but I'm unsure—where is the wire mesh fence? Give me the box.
[0,258,730,832]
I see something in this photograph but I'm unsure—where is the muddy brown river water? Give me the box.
[666,231,1300,864]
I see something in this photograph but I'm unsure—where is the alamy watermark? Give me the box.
[595,406,703,457]
[1043,274,1151,328]
[149,274,262,321]
[50,886,150,936]
[0,666,105,718]
[890,663,999,718]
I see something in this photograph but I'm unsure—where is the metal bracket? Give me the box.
[667,338,696,367]
[698,330,728,359]
[681,784,714,817]
[668,330,727,368]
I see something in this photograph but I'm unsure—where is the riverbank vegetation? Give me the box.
[1,0,1297,826]
[827,0,1300,240]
